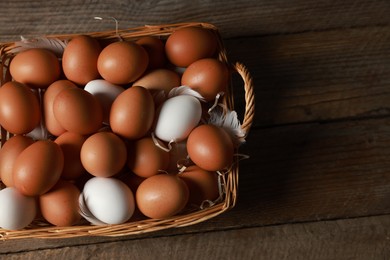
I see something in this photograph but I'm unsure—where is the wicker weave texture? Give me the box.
[0,22,254,240]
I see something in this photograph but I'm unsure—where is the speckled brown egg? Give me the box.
[13,140,64,196]
[53,87,103,135]
[43,80,78,136]
[97,41,149,85]
[127,137,170,178]
[136,174,189,219]
[80,131,127,177]
[187,124,234,171]
[136,36,166,69]
[10,48,61,88]
[110,86,155,139]
[0,81,41,134]
[179,165,219,206]
[39,180,81,227]
[165,26,217,67]
[55,132,87,180]
[62,35,102,86]
[181,58,229,101]
[0,135,34,187]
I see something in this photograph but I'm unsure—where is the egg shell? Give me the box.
[181,58,229,101]
[39,180,81,227]
[132,69,180,94]
[136,36,166,69]
[154,95,202,143]
[44,80,78,136]
[187,124,234,171]
[10,48,61,89]
[62,35,102,86]
[53,87,103,135]
[136,174,189,219]
[0,81,41,134]
[165,26,217,67]
[179,165,219,206]
[81,177,135,224]
[0,135,34,187]
[13,140,64,196]
[127,137,170,178]
[80,131,127,177]
[97,41,149,85]
[55,132,87,180]
[110,86,155,140]
[84,79,124,124]
[0,187,37,230]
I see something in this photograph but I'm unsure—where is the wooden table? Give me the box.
[1,0,390,259]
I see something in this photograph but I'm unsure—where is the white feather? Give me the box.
[167,85,206,101]
[11,37,68,57]
[209,105,246,146]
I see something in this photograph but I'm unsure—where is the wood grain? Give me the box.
[229,26,390,127]
[0,0,389,257]
[0,0,389,42]
[2,215,389,259]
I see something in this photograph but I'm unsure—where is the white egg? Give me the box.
[154,95,202,142]
[0,187,37,230]
[80,177,135,225]
[84,79,125,124]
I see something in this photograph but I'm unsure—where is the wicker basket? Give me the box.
[0,22,255,240]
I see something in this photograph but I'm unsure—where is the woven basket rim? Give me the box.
[0,22,255,240]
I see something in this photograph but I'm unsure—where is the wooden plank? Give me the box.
[2,215,390,259]
[229,26,390,126]
[2,116,390,252]
[0,0,389,41]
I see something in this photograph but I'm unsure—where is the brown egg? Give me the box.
[55,132,87,180]
[44,80,78,136]
[181,58,229,101]
[13,140,64,196]
[62,35,102,86]
[10,48,61,88]
[110,86,155,139]
[39,180,81,226]
[132,69,180,94]
[0,81,40,134]
[179,165,219,206]
[80,131,127,177]
[136,174,189,219]
[53,87,103,135]
[0,135,34,187]
[136,36,166,69]
[97,41,149,85]
[127,137,170,178]
[165,26,217,67]
[187,124,234,171]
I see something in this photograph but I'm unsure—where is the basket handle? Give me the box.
[233,62,255,137]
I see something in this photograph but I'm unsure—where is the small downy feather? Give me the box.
[167,85,206,101]
[208,104,246,147]
[10,36,68,57]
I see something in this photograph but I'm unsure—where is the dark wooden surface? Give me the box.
[1,0,390,259]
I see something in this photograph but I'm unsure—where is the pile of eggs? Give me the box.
[0,26,243,230]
